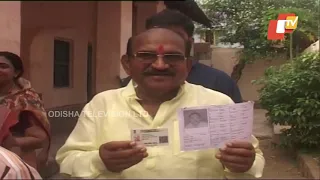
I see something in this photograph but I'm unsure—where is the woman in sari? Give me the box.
[0,51,50,172]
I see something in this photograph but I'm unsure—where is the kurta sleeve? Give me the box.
[55,95,119,178]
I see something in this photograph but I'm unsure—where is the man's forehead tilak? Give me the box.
[157,45,164,54]
[132,28,185,53]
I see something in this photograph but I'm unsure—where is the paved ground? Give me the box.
[253,109,305,179]
[252,109,273,139]
[46,109,305,179]
[259,139,305,178]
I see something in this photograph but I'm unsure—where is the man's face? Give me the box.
[189,113,201,125]
[122,28,189,93]
[0,56,16,85]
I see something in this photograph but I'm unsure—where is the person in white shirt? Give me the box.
[56,27,265,179]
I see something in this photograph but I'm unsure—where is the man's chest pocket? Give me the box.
[154,147,199,178]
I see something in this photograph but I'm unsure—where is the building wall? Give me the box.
[211,47,242,76]
[20,2,95,109]
[134,1,165,34]
[119,2,133,79]
[238,56,288,101]
[0,1,163,109]
[0,1,21,55]
[194,43,211,59]
[210,47,288,101]
[194,43,212,66]
[120,1,165,79]
[134,2,158,35]
[204,30,293,101]
[304,40,319,53]
[19,1,133,109]
[95,2,122,93]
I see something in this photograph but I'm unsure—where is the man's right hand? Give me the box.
[99,141,148,172]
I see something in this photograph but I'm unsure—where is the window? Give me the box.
[53,39,72,88]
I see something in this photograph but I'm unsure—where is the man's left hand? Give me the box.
[215,141,255,173]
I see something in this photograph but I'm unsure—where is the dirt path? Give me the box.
[259,139,305,178]
[253,109,305,179]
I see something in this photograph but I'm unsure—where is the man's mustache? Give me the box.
[143,70,175,76]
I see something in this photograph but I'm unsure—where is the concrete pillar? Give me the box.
[0,1,21,55]
[96,1,128,92]
[119,1,133,79]
[119,1,164,79]
[135,2,158,34]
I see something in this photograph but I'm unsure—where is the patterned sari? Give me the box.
[0,78,50,171]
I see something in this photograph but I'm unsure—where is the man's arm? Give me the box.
[55,95,117,178]
[224,135,265,178]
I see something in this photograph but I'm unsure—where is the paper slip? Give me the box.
[131,128,169,147]
[178,101,254,151]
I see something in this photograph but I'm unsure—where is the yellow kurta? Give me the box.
[56,81,265,179]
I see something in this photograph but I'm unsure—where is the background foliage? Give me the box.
[253,52,320,149]
[197,0,319,81]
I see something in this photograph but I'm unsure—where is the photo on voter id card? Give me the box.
[183,109,209,129]
[131,128,169,147]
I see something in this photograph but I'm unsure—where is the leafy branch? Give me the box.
[196,0,319,80]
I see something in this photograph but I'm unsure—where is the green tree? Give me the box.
[253,52,320,148]
[197,0,319,81]
[261,7,318,60]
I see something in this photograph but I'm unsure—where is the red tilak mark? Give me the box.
[157,45,164,54]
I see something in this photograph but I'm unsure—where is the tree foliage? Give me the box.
[253,52,320,148]
[198,0,319,61]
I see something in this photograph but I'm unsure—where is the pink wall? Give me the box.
[19,1,133,108]
[95,1,121,93]
[119,1,165,78]
[0,1,21,55]
[238,56,288,101]
[0,1,160,108]
[134,2,158,34]
[21,2,96,108]
[120,2,133,78]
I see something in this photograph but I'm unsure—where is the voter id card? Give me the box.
[131,128,169,147]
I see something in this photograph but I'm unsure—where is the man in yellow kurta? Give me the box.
[56,27,265,179]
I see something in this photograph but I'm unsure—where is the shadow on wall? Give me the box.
[237,56,288,101]
[210,47,289,102]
